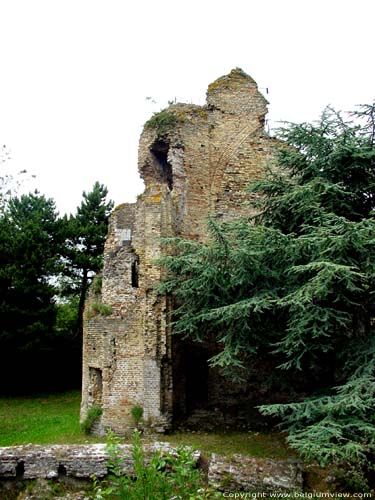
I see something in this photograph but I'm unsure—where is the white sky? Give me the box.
[0,0,374,215]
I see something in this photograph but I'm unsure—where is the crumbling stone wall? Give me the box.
[0,443,303,494]
[81,69,277,434]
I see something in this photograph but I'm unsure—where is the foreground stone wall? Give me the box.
[81,69,278,434]
[0,443,193,480]
[0,444,303,494]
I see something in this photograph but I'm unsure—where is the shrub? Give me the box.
[145,110,177,137]
[130,405,143,428]
[81,405,102,434]
[93,276,103,295]
[90,301,112,317]
[93,431,221,499]
[333,460,375,494]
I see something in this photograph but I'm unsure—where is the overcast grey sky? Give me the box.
[1,0,374,214]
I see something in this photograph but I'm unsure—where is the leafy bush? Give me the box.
[333,460,375,494]
[81,405,102,434]
[130,405,143,427]
[93,431,220,499]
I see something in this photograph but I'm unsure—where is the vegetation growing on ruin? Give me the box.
[81,404,103,434]
[145,109,178,137]
[130,404,144,428]
[93,275,103,295]
[172,104,208,122]
[207,67,255,93]
[89,301,113,317]
[93,431,222,500]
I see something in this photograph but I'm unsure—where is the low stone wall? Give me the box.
[0,443,303,496]
[209,453,303,493]
[0,443,187,480]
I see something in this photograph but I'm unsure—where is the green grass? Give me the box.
[0,391,293,460]
[0,390,104,446]
[166,430,292,459]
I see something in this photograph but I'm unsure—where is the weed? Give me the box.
[90,301,113,317]
[93,431,221,499]
[131,405,143,428]
[80,405,103,435]
[93,276,103,295]
[145,109,177,137]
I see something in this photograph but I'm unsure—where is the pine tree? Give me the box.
[61,181,114,336]
[0,192,62,391]
[159,104,375,469]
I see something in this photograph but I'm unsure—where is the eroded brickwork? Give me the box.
[0,444,303,494]
[81,69,278,434]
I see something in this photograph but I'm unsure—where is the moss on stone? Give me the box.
[173,105,208,122]
[145,109,178,137]
[88,301,113,318]
[113,203,129,213]
[149,193,163,203]
[207,68,256,93]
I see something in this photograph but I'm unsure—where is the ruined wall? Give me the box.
[81,69,278,434]
[138,69,276,240]
[0,444,303,497]
[81,192,174,433]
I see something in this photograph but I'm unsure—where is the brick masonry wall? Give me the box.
[81,69,278,434]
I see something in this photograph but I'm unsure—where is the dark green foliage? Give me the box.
[260,340,375,465]
[159,220,289,376]
[250,106,375,231]
[80,404,103,434]
[159,104,375,471]
[253,109,375,454]
[0,193,64,392]
[333,460,375,494]
[61,181,114,336]
[0,181,113,393]
[54,296,79,339]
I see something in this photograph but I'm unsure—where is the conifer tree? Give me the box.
[159,104,375,471]
[61,181,114,336]
[0,192,62,391]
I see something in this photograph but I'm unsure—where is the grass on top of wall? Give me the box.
[166,430,292,459]
[0,391,292,460]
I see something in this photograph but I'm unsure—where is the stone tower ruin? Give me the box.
[80,69,277,434]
